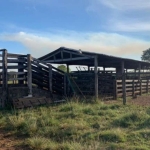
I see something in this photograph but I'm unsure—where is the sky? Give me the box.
[0,0,150,60]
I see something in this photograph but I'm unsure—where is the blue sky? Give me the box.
[0,0,150,60]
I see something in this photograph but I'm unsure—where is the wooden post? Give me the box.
[134,69,136,79]
[67,64,69,95]
[138,63,141,80]
[2,50,8,107]
[139,63,142,95]
[132,79,135,98]
[18,57,24,84]
[94,56,98,99]
[147,79,149,93]
[121,61,126,105]
[103,67,105,72]
[113,79,117,100]
[0,74,1,84]
[49,65,53,96]
[64,73,67,96]
[88,66,90,72]
[140,79,142,95]
[122,72,126,105]
[27,54,32,96]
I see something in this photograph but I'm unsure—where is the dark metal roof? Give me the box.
[39,47,150,69]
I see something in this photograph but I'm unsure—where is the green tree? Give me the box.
[141,48,150,62]
[57,65,71,72]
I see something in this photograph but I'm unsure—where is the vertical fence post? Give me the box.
[94,56,98,100]
[147,79,149,93]
[122,72,126,105]
[27,54,32,97]
[48,65,53,97]
[132,79,135,98]
[138,63,142,96]
[2,50,8,107]
[67,64,69,95]
[113,79,117,100]
[18,57,24,84]
[140,79,142,96]
[64,73,66,96]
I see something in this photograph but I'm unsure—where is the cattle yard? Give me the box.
[1,47,150,108]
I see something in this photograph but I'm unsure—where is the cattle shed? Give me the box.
[39,47,150,104]
[1,47,150,108]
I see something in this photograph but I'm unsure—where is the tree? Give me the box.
[57,65,71,72]
[141,48,150,62]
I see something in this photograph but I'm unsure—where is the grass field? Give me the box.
[0,98,150,150]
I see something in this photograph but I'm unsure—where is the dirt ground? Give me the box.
[129,95,150,106]
[105,95,150,107]
[0,128,29,150]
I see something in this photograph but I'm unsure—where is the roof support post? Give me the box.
[138,63,142,95]
[121,61,124,74]
[88,66,90,72]
[67,64,69,95]
[138,63,141,80]
[121,61,126,105]
[48,65,53,97]
[94,56,98,100]
[103,67,105,71]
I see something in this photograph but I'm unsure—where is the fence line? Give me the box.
[0,50,66,108]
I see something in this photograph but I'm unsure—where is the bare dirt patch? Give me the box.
[104,95,150,107]
[129,95,150,107]
[0,128,29,150]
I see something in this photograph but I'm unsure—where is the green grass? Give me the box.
[1,100,150,149]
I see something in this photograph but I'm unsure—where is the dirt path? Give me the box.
[0,128,28,150]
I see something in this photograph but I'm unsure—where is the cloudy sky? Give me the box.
[0,0,150,59]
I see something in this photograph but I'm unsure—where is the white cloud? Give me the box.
[112,22,150,32]
[87,0,150,32]
[1,31,149,60]
[98,0,150,10]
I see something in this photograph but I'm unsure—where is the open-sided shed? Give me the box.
[39,47,150,69]
[39,47,150,104]
[1,47,150,108]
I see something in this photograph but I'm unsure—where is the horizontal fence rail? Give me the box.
[0,50,67,108]
[115,79,150,98]
[1,49,150,108]
[31,57,66,96]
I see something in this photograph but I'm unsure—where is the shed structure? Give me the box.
[39,47,150,103]
[1,47,150,108]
